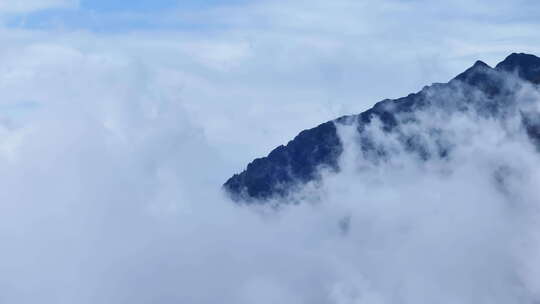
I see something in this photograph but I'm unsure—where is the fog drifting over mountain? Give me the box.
[2,50,540,303]
[2,0,540,303]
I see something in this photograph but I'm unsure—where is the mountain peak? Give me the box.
[473,60,490,68]
[495,52,540,83]
[454,60,492,82]
[497,52,540,66]
[224,53,540,202]
[453,59,498,93]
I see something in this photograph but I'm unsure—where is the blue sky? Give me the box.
[5,0,540,33]
[80,0,249,11]
[81,0,181,11]
[5,0,255,31]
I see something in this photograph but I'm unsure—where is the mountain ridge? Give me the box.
[224,53,540,202]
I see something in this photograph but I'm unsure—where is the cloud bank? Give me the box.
[1,41,540,303]
[1,0,540,303]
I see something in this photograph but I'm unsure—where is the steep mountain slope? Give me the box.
[224,53,540,201]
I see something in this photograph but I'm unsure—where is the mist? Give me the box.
[1,50,540,303]
[1,0,540,303]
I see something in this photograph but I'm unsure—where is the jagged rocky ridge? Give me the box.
[224,53,540,201]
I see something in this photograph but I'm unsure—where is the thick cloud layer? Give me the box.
[1,44,540,303]
[1,0,540,303]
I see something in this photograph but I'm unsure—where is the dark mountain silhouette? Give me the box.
[224,53,540,202]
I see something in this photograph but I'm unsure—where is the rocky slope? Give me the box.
[224,53,540,201]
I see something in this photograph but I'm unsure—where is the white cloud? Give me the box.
[0,0,540,303]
